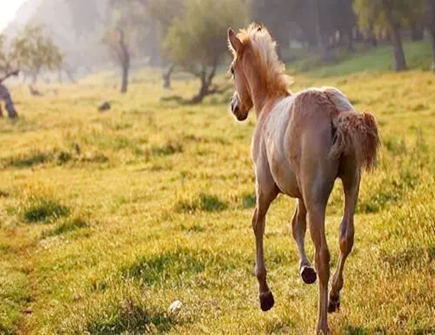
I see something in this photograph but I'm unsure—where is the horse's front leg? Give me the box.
[253,182,279,311]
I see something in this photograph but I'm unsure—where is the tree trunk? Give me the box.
[411,25,424,41]
[191,76,210,104]
[314,0,332,61]
[381,0,407,71]
[430,30,435,73]
[65,69,76,83]
[390,26,407,71]
[347,31,354,51]
[117,29,130,94]
[191,64,217,104]
[0,84,18,119]
[121,63,129,94]
[370,35,378,47]
[162,64,175,89]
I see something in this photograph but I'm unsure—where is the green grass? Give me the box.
[0,44,434,334]
[288,41,432,77]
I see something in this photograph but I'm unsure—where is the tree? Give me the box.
[105,1,149,93]
[0,35,18,119]
[0,71,19,119]
[11,25,63,83]
[428,0,435,72]
[163,0,247,103]
[354,0,425,71]
[252,0,356,60]
[146,0,185,88]
[104,28,131,93]
[0,35,13,74]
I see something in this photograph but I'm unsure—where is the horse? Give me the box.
[227,24,379,334]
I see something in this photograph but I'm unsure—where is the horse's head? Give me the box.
[227,28,254,121]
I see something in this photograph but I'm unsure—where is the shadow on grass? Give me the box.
[176,193,227,213]
[86,299,174,334]
[22,197,69,223]
[121,247,237,288]
[3,151,50,168]
[241,193,256,208]
[379,245,434,272]
[1,149,109,169]
[151,141,183,156]
[344,324,390,335]
[42,217,88,237]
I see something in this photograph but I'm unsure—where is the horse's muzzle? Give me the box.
[230,94,247,121]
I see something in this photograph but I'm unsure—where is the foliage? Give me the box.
[162,0,247,101]
[0,34,13,74]
[106,0,151,57]
[11,25,63,82]
[163,0,246,74]
[253,0,356,51]
[353,0,426,35]
[104,0,149,92]
[147,0,185,33]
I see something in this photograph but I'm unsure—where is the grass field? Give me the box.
[0,51,434,334]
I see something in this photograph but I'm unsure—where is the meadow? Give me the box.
[0,43,434,334]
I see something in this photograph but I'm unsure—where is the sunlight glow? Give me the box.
[0,0,27,32]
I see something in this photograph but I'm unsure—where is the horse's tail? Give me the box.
[324,88,380,171]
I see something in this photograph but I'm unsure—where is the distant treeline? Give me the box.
[1,0,434,99]
[254,0,434,71]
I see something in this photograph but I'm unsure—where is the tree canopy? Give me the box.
[353,0,426,70]
[163,0,247,102]
[11,25,63,83]
[353,0,425,35]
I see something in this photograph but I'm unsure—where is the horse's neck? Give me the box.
[247,67,288,118]
[249,80,268,115]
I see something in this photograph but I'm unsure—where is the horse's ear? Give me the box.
[228,28,242,54]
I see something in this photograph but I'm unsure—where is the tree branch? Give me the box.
[0,70,19,84]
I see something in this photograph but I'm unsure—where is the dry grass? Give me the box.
[0,67,433,334]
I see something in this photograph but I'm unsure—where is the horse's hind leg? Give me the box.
[253,180,279,311]
[328,160,360,313]
[292,199,316,284]
[300,162,335,333]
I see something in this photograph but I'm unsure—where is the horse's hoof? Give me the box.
[328,295,340,313]
[259,290,274,311]
[315,326,329,334]
[300,265,317,284]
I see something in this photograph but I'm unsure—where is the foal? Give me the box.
[227,24,379,334]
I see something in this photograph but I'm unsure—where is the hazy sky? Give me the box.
[0,0,26,31]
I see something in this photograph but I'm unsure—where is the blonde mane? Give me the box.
[237,24,290,96]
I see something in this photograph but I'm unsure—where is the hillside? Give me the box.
[288,41,433,77]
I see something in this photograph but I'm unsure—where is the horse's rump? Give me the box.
[324,88,380,171]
